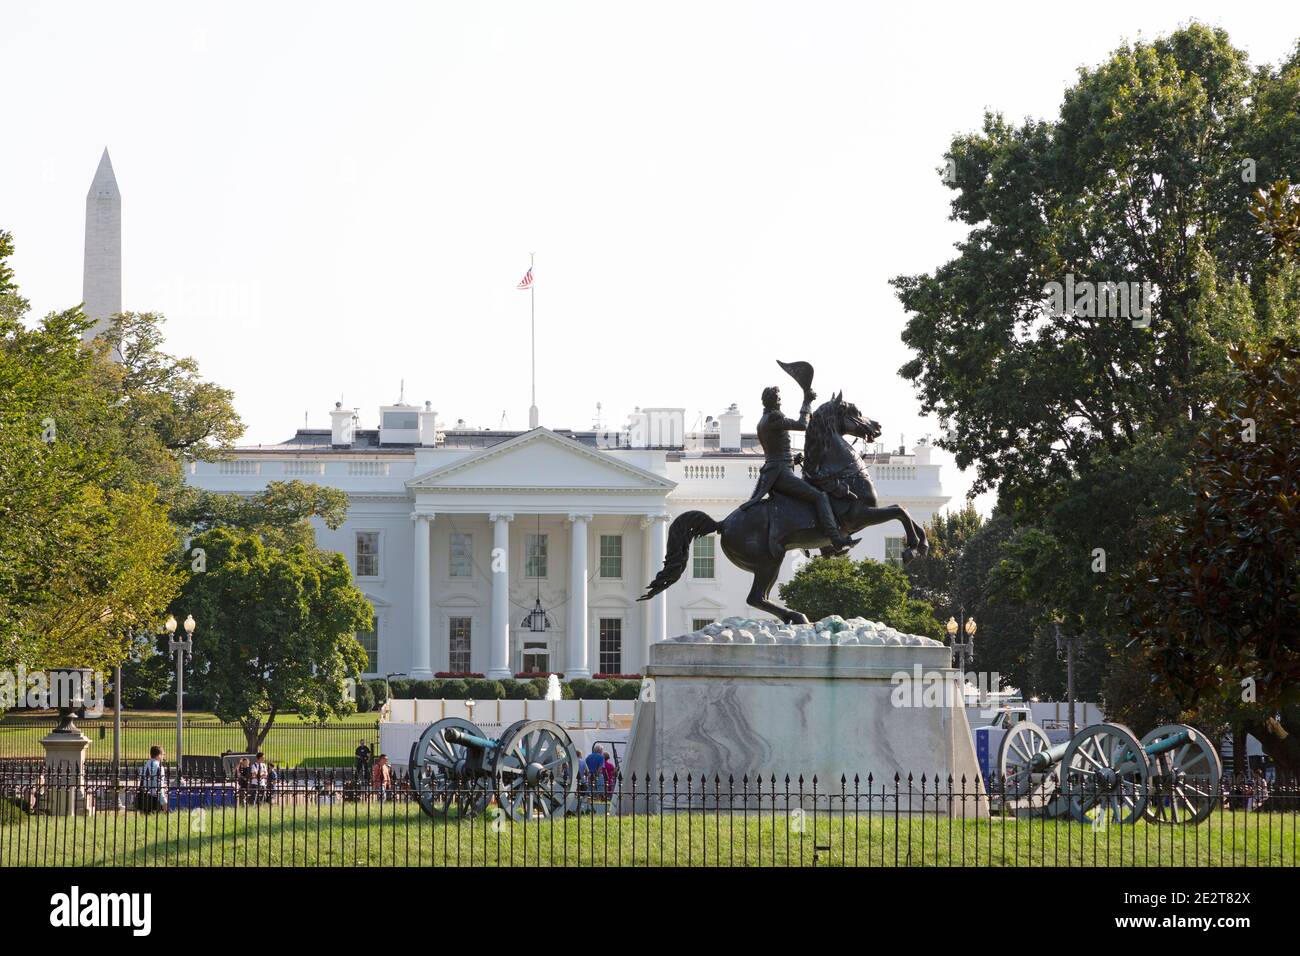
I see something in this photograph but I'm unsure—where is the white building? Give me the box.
[70,151,950,682]
[187,401,950,682]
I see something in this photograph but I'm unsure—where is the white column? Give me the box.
[567,513,592,679]
[642,513,669,667]
[488,513,514,679]
[410,513,433,679]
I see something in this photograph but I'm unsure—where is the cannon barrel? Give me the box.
[443,726,501,752]
[1028,741,1069,772]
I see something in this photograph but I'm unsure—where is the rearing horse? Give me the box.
[638,393,930,624]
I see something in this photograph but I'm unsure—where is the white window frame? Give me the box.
[596,616,624,675]
[599,534,623,579]
[691,535,716,579]
[447,615,473,673]
[524,533,549,579]
[354,530,383,580]
[449,532,474,579]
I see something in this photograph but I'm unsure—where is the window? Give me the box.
[355,532,380,577]
[691,617,716,632]
[884,537,905,564]
[525,533,548,578]
[599,618,622,674]
[692,535,715,579]
[449,533,473,578]
[449,617,472,673]
[382,411,418,430]
[522,641,549,674]
[356,621,378,675]
[599,535,623,578]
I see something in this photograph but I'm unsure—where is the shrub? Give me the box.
[611,679,642,700]
[409,680,438,700]
[437,679,469,700]
[464,679,505,700]
[353,681,375,713]
[368,679,389,707]
[388,679,412,699]
[503,680,540,700]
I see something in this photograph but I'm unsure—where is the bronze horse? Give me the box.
[638,393,930,624]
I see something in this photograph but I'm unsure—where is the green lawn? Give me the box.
[0,711,380,767]
[3,801,1294,867]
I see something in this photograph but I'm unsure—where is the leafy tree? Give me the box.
[778,557,943,639]
[0,231,181,675]
[173,480,350,549]
[175,527,372,752]
[891,25,1300,718]
[904,501,984,623]
[1125,339,1300,774]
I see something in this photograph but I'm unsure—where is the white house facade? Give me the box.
[186,401,950,681]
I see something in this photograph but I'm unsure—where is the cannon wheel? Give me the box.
[1141,723,1221,825]
[997,721,1053,799]
[409,717,491,819]
[491,720,578,822]
[1059,722,1149,825]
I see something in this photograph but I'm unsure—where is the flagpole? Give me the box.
[529,252,538,428]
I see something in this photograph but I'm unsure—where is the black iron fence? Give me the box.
[0,716,380,768]
[1,762,1296,867]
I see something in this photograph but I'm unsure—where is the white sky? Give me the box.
[4,2,1298,515]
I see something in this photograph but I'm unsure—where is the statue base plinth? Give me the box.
[623,618,988,817]
[39,731,95,816]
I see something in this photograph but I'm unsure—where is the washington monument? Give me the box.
[82,148,121,343]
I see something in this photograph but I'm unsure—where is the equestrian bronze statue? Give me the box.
[638,360,930,625]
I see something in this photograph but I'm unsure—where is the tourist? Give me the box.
[267,761,279,805]
[586,745,608,805]
[602,753,618,798]
[137,745,168,813]
[251,752,270,805]
[235,757,251,805]
[1251,769,1270,812]
[371,753,392,802]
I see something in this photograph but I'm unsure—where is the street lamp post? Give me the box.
[1053,613,1077,735]
[944,610,977,676]
[165,614,196,780]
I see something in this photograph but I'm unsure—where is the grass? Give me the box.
[0,711,380,768]
[2,801,1295,867]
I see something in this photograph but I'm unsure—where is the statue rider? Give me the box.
[739,383,860,555]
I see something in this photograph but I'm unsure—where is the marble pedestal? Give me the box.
[39,731,95,816]
[624,630,988,817]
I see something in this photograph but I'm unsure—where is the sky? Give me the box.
[3,2,1299,515]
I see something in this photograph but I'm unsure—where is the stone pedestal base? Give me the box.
[39,731,94,816]
[624,628,988,817]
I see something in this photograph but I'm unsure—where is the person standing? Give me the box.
[250,752,270,805]
[371,753,392,803]
[137,745,168,812]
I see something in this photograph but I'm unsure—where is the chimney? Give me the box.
[718,404,742,451]
[330,402,355,447]
[419,401,438,446]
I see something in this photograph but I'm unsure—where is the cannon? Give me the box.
[408,717,578,822]
[996,721,1222,825]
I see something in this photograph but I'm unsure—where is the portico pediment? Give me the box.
[406,427,674,495]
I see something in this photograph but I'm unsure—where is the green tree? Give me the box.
[778,557,943,640]
[903,501,984,624]
[0,231,181,675]
[173,480,350,548]
[1125,339,1300,774]
[176,527,372,752]
[891,25,1300,717]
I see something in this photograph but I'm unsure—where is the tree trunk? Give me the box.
[1244,716,1300,781]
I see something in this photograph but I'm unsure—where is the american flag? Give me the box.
[516,267,534,290]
